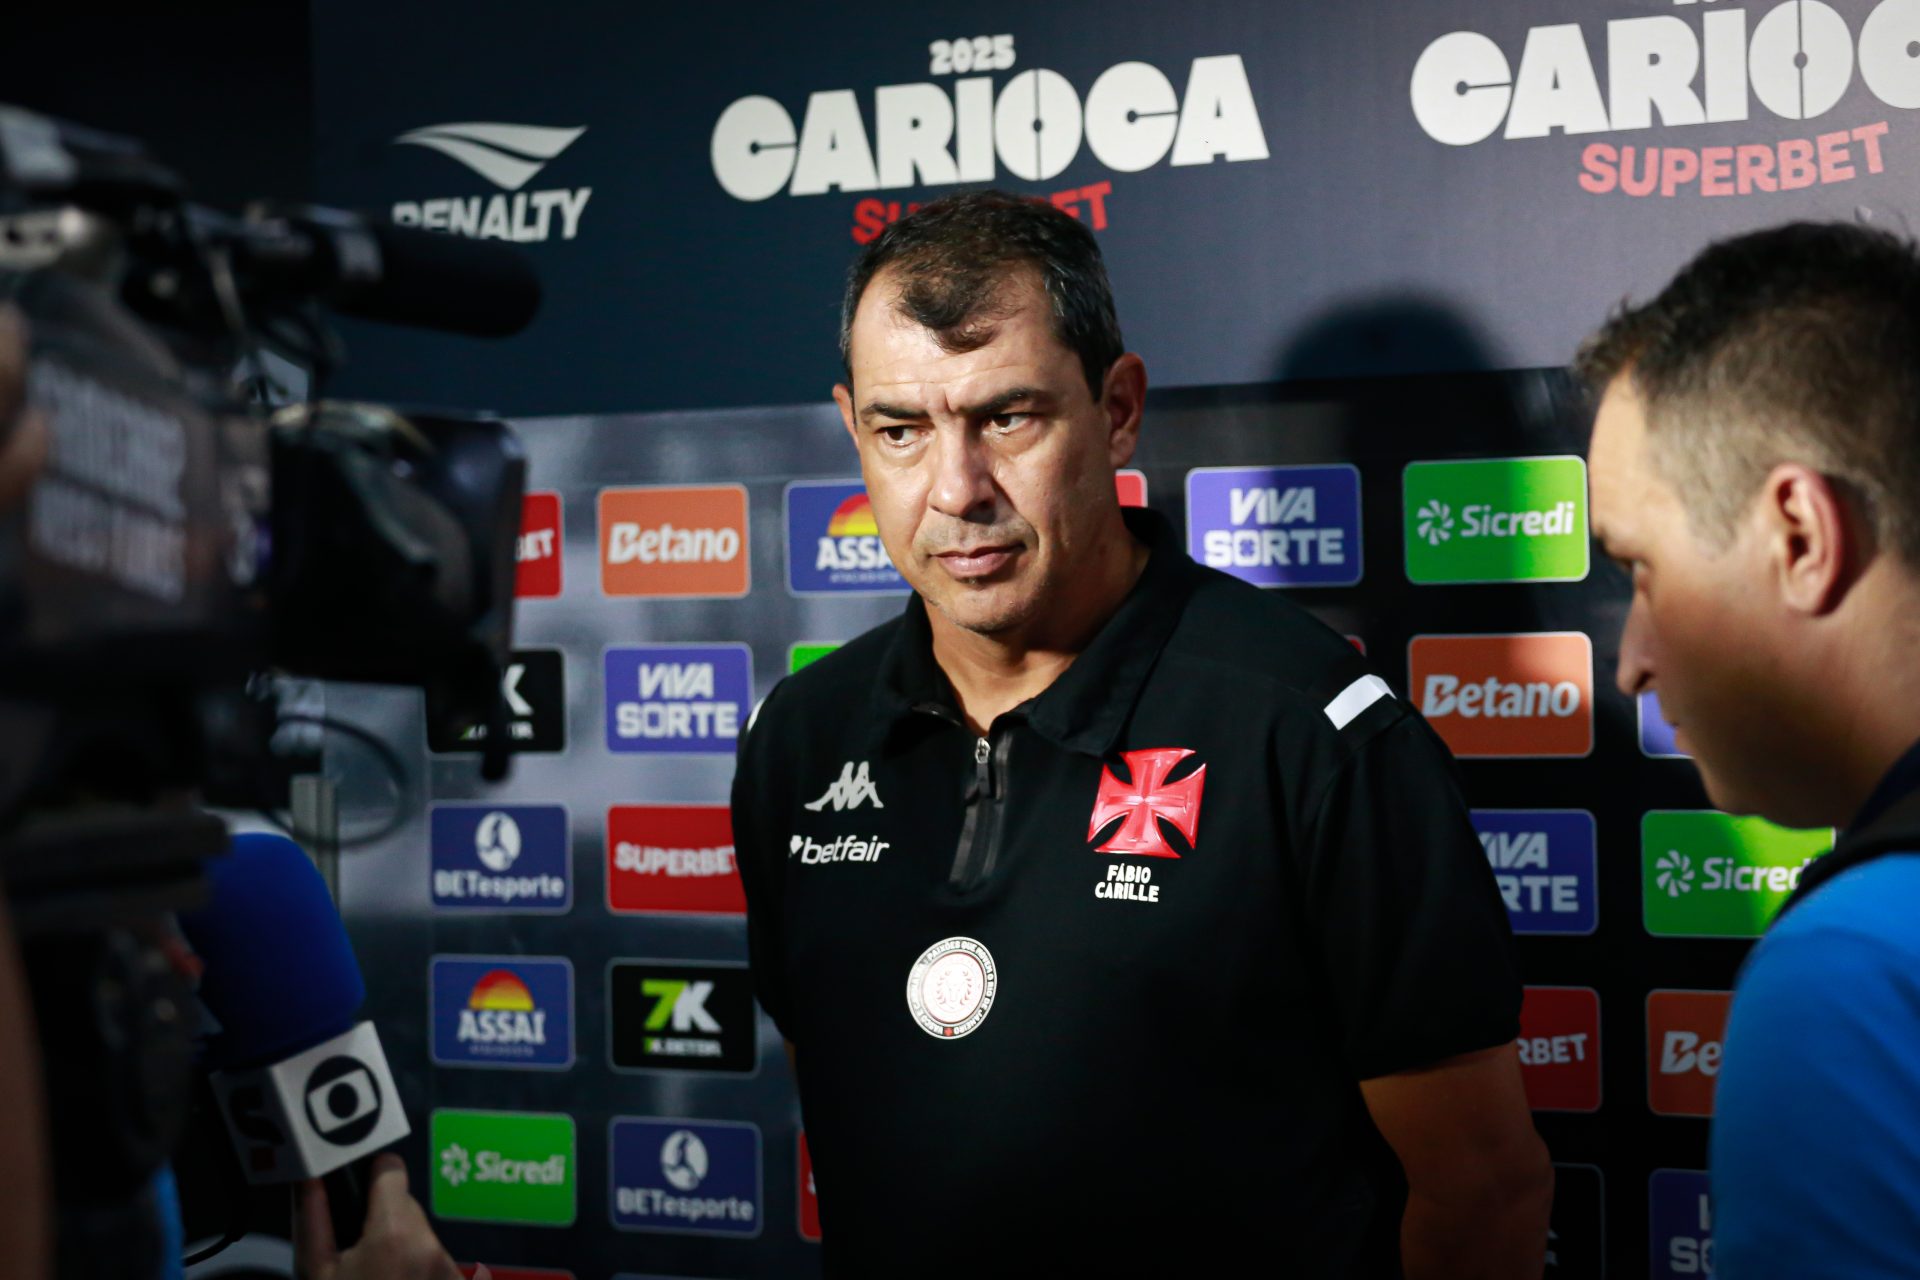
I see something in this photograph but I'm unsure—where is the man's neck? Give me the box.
[1805,572,1920,827]
[929,526,1150,736]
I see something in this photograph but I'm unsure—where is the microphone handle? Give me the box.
[323,1159,366,1250]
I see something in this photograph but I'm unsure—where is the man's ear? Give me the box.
[833,383,859,450]
[1101,353,1147,469]
[1763,462,1864,616]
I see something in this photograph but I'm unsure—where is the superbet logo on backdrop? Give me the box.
[1409,633,1593,758]
[1410,3,1909,200]
[798,1131,821,1242]
[389,122,592,242]
[1517,986,1601,1113]
[606,805,744,916]
[1648,990,1731,1118]
[516,492,562,599]
[600,485,749,597]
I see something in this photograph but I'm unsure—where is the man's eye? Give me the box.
[879,425,913,445]
[988,413,1028,431]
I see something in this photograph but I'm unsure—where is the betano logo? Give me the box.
[712,52,1269,201]
[1643,811,1833,938]
[390,122,592,242]
[600,486,749,597]
[1403,457,1588,583]
[1409,633,1593,757]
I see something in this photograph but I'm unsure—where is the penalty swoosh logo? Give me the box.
[393,122,586,191]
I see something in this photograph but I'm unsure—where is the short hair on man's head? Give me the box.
[839,189,1124,399]
[1575,221,1920,567]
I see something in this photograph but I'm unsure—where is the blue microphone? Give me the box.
[176,833,408,1247]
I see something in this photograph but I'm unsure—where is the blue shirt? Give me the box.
[1713,852,1920,1276]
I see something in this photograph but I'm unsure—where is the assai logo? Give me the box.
[604,644,752,755]
[430,957,573,1070]
[1649,1170,1713,1278]
[798,1131,821,1242]
[1648,990,1732,1118]
[1642,811,1833,938]
[608,960,757,1074]
[1409,633,1593,758]
[1547,1164,1606,1280]
[599,485,749,598]
[786,481,906,595]
[1472,810,1598,935]
[431,1109,575,1227]
[610,1118,762,1237]
[712,52,1267,201]
[1402,457,1588,584]
[1184,465,1362,587]
[606,805,744,916]
[516,492,563,599]
[428,649,566,753]
[1639,690,1688,759]
[429,804,570,913]
[390,122,592,243]
[1517,986,1601,1113]
[789,642,838,674]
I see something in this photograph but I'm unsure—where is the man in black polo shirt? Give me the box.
[731,191,1551,1276]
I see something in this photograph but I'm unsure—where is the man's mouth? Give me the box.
[934,545,1020,579]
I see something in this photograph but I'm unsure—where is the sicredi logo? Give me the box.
[390,122,592,243]
[606,805,744,917]
[1642,811,1833,939]
[431,1109,575,1227]
[608,960,757,1075]
[1184,464,1362,587]
[1517,986,1601,1113]
[1648,990,1731,1119]
[1472,810,1597,935]
[1402,457,1588,584]
[604,644,751,755]
[785,481,906,595]
[610,1117,762,1237]
[516,492,562,599]
[429,805,570,913]
[430,957,573,1070]
[1649,1169,1712,1279]
[799,1131,821,1242]
[599,486,749,598]
[1115,469,1147,508]
[789,642,838,674]
[1640,690,1688,759]
[1409,633,1593,758]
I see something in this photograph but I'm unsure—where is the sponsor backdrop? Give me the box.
[301,1,1901,1276]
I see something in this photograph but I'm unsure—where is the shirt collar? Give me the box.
[866,507,1199,757]
[1846,734,1920,835]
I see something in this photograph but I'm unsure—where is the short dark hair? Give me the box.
[839,189,1124,399]
[1576,221,1920,566]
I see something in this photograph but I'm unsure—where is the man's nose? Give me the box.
[926,425,997,520]
[1615,595,1655,699]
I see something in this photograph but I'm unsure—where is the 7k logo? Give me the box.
[642,979,720,1033]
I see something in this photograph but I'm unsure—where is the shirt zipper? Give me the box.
[949,729,1013,893]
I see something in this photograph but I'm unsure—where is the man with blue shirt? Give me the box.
[1581,222,1920,1276]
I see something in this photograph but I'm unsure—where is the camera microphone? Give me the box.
[176,832,408,1248]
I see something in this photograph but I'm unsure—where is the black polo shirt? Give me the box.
[731,508,1520,1276]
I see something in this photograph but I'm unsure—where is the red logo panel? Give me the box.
[1517,986,1601,1113]
[515,492,563,599]
[1088,748,1206,857]
[1115,470,1147,508]
[799,1130,821,1242]
[606,805,744,916]
[1648,990,1731,1118]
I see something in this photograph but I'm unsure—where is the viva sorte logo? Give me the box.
[1403,457,1588,584]
[391,121,592,242]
